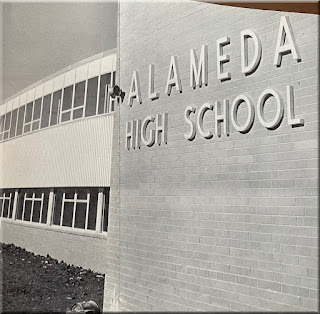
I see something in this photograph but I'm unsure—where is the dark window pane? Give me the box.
[32,201,41,223]
[62,202,73,227]
[3,112,12,140]
[113,71,116,85]
[61,112,71,122]
[8,195,14,218]
[25,102,33,123]
[53,193,62,225]
[0,115,4,133]
[73,108,83,120]
[98,73,111,114]
[0,197,3,217]
[0,115,5,141]
[74,81,85,108]
[74,202,86,229]
[77,189,87,200]
[88,191,98,230]
[85,77,98,117]
[24,200,32,221]
[9,109,18,138]
[35,192,42,198]
[65,189,75,199]
[23,124,31,134]
[3,198,10,218]
[4,112,11,131]
[41,195,48,224]
[41,94,51,129]
[32,121,40,131]
[33,98,42,120]
[62,86,73,111]
[102,189,110,232]
[50,90,62,126]
[16,194,24,220]
[16,106,25,136]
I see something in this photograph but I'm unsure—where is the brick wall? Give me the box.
[104,1,318,311]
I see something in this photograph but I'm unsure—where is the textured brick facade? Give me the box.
[104,1,318,311]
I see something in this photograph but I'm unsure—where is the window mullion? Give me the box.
[72,193,77,228]
[95,60,102,116]
[82,63,89,118]
[1,193,5,217]
[38,84,45,130]
[70,71,76,120]
[30,193,35,222]
[22,193,27,220]
[14,96,21,137]
[85,193,90,230]
[39,193,44,223]
[7,193,12,218]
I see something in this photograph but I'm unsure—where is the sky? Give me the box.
[2,2,118,101]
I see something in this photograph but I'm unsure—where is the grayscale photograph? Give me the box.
[0,0,318,312]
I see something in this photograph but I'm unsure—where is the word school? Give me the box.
[125,16,304,149]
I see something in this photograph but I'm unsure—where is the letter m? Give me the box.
[190,44,208,88]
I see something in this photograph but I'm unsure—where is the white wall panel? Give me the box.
[0,104,7,116]
[0,114,114,188]
[76,64,88,83]
[19,92,27,107]
[54,74,64,92]
[44,79,54,96]
[35,83,44,99]
[6,100,13,113]
[12,96,20,110]
[65,69,76,87]
[27,89,35,103]
[88,59,101,79]
[101,55,114,74]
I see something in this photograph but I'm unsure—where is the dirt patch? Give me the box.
[1,243,104,313]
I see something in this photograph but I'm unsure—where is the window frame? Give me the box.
[60,191,91,229]
[22,192,45,223]
[3,111,12,140]
[0,191,13,218]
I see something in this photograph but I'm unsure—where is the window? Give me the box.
[0,115,5,141]
[1,69,116,142]
[16,106,25,136]
[41,94,51,129]
[102,188,110,232]
[9,109,18,138]
[61,81,87,122]
[1,187,109,233]
[61,85,73,122]
[3,112,12,140]
[98,73,111,115]
[24,101,34,133]
[32,98,42,131]
[85,76,98,117]
[0,190,14,218]
[50,90,62,126]
[53,188,99,230]
[16,189,49,223]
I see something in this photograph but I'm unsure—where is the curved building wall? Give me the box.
[0,50,117,273]
[103,1,318,312]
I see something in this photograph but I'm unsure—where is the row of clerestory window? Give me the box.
[0,72,116,142]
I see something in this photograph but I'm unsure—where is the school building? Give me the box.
[1,1,318,312]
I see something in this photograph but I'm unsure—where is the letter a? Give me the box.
[127,71,142,107]
[165,56,182,96]
[274,16,301,66]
